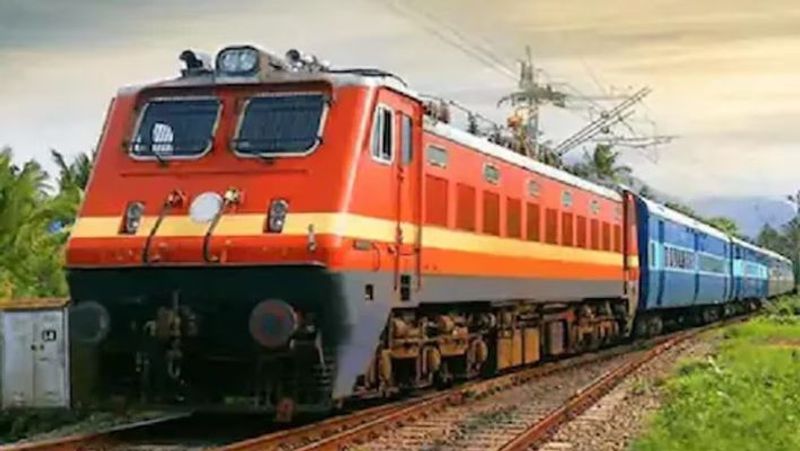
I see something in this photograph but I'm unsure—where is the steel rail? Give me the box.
[498,317,748,451]
[220,334,676,451]
[0,412,191,451]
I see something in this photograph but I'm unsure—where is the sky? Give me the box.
[2,0,800,207]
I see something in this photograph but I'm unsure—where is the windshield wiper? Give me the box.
[151,149,168,167]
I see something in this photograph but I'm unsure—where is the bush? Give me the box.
[633,297,800,451]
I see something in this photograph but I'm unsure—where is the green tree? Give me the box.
[638,184,657,200]
[706,216,741,237]
[51,149,92,192]
[664,201,697,218]
[756,223,789,255]
[50,149,93,223]
[570,144,632,184]
[0,147,92,300]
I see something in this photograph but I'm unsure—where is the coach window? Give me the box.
[650,242,657,268]
[426,146,448,167]
[590,200,600,215]
[371,105,394,163]
[400,113,413,165]
[527,179,540,197]
[483,163,500,185]
[562,190,573,208]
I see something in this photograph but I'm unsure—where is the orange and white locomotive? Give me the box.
[66,45,640,414]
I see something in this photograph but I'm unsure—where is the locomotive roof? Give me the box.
[119,69,417,98]
[425,121,623,202]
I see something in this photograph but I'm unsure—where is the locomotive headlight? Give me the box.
[189,192,223,224]
[216,46,260,75]
[266,199,289,233]
[121,201,145,234]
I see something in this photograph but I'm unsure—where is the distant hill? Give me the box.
[689,197,795,238]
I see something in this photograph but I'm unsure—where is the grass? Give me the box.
[0,410,86,443]
[632,295,800,451]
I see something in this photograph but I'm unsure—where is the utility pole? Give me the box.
[498,46,566,161]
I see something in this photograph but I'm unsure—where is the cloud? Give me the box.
[2,0,800,203]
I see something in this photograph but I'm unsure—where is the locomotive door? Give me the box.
[393,106,422,301]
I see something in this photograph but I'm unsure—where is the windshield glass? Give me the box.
[234,93,326,156]
[131,99,219,158]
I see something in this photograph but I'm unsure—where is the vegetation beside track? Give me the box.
[633,295,800,451]
[0,410,86,443]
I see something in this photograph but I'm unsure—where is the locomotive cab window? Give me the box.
[400,113,413,165]
[131,98,220,158]
[234,93,327,156]
[371,105,394,162]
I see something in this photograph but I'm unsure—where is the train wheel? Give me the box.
[647,316,663,336]
[633,316,650,338]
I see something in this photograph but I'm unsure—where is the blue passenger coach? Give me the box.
[763,249,795,297]
[731,238,794,300]
[730,237,769,301]
[634,195,732,332]
[633,193,795,336]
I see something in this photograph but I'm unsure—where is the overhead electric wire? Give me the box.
[381,0,669,160]
[385,0,517,81]
[554,87,651,155]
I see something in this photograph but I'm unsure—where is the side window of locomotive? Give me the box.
[400,113,413,165]
[131,99,220,158]
[371,106,394,163]
[235,93,326,156]
[426,146,448,167]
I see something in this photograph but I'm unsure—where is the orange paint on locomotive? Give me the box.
[67,83,634,285]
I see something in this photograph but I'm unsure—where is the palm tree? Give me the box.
[50,148,93,192]
[571,144,632,185]
[50,149,94,225]
[705,216,741,237]
[0,147,79,299]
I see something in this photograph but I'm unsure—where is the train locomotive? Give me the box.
[65,44,795,416]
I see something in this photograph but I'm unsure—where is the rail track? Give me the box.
[0,412,283,451]
[222,317,741,451]
[6,317,740,451]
